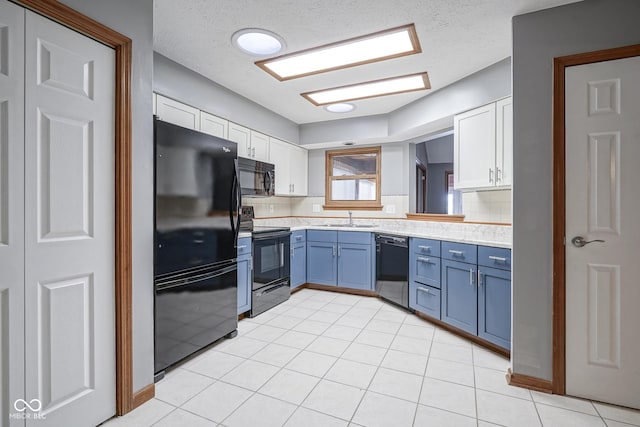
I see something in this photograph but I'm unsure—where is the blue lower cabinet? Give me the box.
[291,241,306,289]
[441,259,477,335]
[306,241,337,286]
[237,237,252,315]
[337,243,373,290]
[409,281,441,319]
[478,266,511,349]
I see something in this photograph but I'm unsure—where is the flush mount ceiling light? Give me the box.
[232,28,285,56]
[325,103,356,113]
[256,24,421,81]
[302,72,430,106]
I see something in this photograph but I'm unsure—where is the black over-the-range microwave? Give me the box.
[237,157,275,197]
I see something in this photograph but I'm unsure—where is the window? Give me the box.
[325,147,382,210]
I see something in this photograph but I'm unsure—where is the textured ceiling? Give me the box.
[154,0,581,125]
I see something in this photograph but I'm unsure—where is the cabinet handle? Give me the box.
[496,167,502,183]
[469,268,475,285]
[448,249,463,256]
[418,245,431,250]
[338,246,341,257]
[489,168,494,183]
[478,270,483,287]
[296,235,303,241]
[417,257,432,264]
[332,245,336,257]
[417,286,430,295]
[237,245,247,249]
[252,147,256,157]
[488,255,507,262]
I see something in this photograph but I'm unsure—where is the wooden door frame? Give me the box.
[14,0,136,415]
[416,160,427,213]
[552,43,640,395]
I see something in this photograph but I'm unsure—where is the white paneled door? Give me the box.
[0,2,25,426]
[565,55,640,409]
[0,6,117,427]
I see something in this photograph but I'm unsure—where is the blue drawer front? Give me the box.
[410,238,441,257]
[478,246,511,271]
[338,231,371,244]
[291,230,306,244]
[410,251,440,288]
[441,241,477,264]
[307,230,337,242]
[410,282,441,319]
[237,237,251,256]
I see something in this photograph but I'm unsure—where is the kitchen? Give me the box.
[2,0,640,426]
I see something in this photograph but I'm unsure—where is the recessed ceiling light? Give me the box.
[302,72,431,106]
[256,24,421,81]
[232,28,285,56]
[325,103,356,113]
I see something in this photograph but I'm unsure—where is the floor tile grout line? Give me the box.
[413,325,435,426]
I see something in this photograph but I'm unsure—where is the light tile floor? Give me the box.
[103,289,640,427]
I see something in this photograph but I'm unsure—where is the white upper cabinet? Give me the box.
[228,122,251,156]
[200,111,228,139]
[155,94,200,130]
[454,96,512,190]
[269,137,308,196]
[495,97,513,187]
[250,130,270,162]
[228,123,270,162]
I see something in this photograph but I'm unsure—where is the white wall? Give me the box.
[512,0,640,381]
[154,53,299,144]
[57,0,155,392]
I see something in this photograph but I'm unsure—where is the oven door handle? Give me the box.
[280,242,285,267]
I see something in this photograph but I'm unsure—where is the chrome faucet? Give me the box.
[348,211,353,227]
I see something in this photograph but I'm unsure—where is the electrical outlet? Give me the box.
[385,204,396,214]
[312,204,321,213]
[269,204,274,213]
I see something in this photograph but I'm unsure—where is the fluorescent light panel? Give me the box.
[256,24,421,80]
[302,72,430,106]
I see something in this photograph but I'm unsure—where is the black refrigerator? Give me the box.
[154,117,240,375]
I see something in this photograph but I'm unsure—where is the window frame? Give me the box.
[324,146,382,210]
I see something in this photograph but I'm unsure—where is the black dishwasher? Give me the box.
[375,234,409,309]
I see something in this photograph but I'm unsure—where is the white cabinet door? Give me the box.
[251,130,270,162]
[454,103,496,189]
[229,122,251,158]
[269,138,291,195]
[24,11,116,427]
[0,3,25,425]
[289,144,308,196]
[496,97,513,187]
[155,94,200,130]
[200,111,228,139]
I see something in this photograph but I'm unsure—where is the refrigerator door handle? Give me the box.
[231,161,242,242]
[155,263,238,292]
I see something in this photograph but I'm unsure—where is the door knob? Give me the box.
[571,236,605,248]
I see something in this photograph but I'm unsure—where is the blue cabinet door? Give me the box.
[338,243,373,290]
[291,241,306,289]
[306,241,337,286]
[237,254,251,315]
[441,259,477,335]
[478,266,511,349]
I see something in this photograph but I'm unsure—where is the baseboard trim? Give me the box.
[132,383,155,409]
[506,368,553,393]
[295,283,378,297]
[414,311,510,359]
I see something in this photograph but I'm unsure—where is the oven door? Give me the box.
[252,234,290,290]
